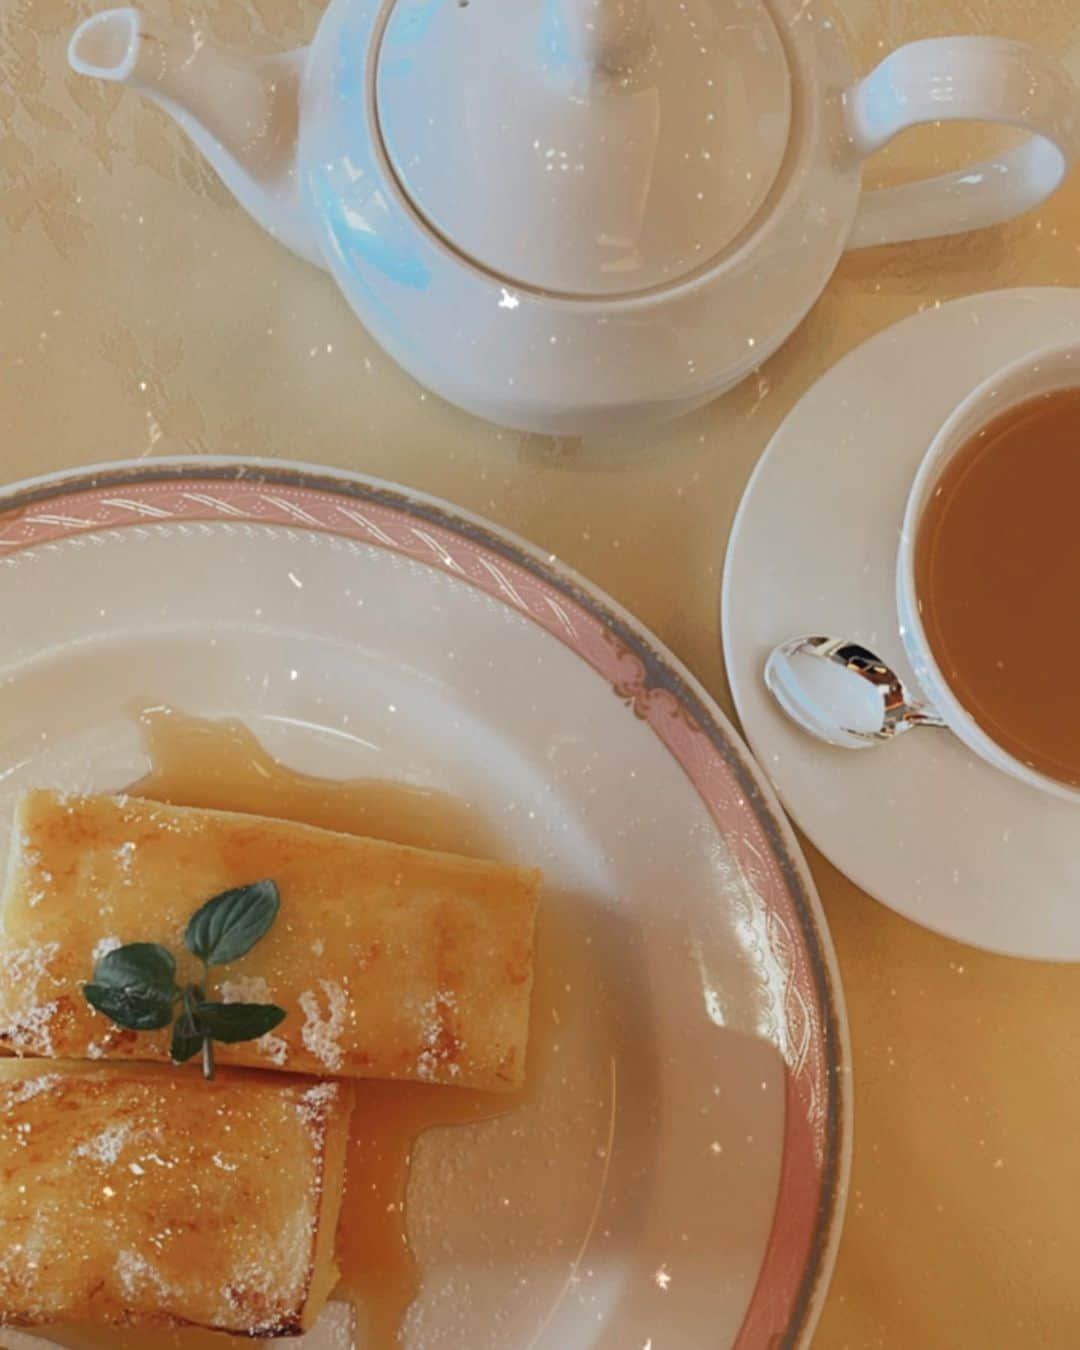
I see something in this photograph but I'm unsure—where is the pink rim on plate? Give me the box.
[0,459,849,1348]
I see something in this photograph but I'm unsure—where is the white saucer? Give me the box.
[723,288,1080,961]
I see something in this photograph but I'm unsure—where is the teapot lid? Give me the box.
[375,0,792,298]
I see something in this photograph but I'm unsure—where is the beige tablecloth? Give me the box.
[3,0,1080,1344]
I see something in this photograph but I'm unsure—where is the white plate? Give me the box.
[723,287,1080,961]
[0,460,848,1349]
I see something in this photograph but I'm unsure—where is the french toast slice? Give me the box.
[0,791,539,1090]
[0,1059,352,1337]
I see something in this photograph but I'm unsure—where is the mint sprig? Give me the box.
[83,881,286,1080]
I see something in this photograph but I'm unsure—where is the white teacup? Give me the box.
[896,337,1080,805]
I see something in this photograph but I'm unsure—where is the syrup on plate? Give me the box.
[31,706,546,1350]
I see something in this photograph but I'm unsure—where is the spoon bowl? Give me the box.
[765,636,946,749]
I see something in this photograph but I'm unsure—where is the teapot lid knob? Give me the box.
[547,0,652,73]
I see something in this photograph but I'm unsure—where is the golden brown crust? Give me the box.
[0,791,540,1090]
[0,1060,353,1336]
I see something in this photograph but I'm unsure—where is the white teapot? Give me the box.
[69,0,1078,435]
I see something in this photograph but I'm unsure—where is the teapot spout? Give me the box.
[69,8,322,266]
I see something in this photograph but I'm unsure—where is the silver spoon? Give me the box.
[765,636,946,749]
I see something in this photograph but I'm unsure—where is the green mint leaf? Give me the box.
[169,1014,204,1064]
[92,943,178,998]
[84,983,176,1032]
[183,881,280,967]
[83,943,179,1030]
[194,1001,286,1044]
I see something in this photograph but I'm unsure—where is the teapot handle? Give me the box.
[844,37,1078,250]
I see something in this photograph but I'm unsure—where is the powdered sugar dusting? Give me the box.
[6,1000,59,1055]
[0,1224,49,1303]
[19,844,52,908]
[297,1080,339,1127]
[256,1033,289,1067]
[0,941,61,1052]
[2,1074,62,1106]
[217,1247,311,1337]
[299,980,347,1072]
[75,1122,133,1166]
[416,992,462,1082]
[1,940,59,998]
[220,975,272,1005]
[117,1249,173,1300]
[91,935,122,964]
